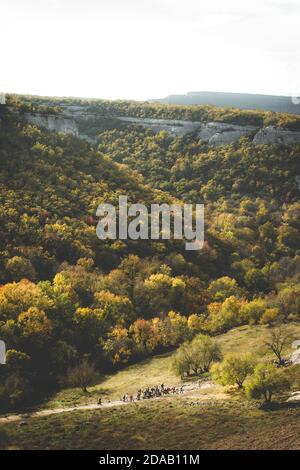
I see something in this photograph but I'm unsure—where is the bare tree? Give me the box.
[265,327,289,366]
[64,360,99,392]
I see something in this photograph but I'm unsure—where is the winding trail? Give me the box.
[0,381,214,425]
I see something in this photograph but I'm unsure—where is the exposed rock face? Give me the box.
[117,117,200,137]
[0,339,6,365]
[287,391,300,402]
[118,118,258,145]
[197,122,257,145]
[25,113,79,136]
[120,118,300,146]
[290,340,300,366]
[22,109,300,147]
[253,126,300,145]
[290,349,300,365]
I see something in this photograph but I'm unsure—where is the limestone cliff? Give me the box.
[25,113,79,136]
[197,122,258,145]
[22,109,300,147]
[117,117,200,137]
[253,126,300,145]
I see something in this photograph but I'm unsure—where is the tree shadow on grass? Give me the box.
[259,400,300,412]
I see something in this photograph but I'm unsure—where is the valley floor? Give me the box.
[1,323,300,450]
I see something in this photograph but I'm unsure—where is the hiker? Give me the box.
[98,397,102,405]
[130,395,133,402]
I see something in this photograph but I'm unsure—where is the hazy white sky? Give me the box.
[1,0,300,100]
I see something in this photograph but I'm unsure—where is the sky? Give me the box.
[1,0,300,100]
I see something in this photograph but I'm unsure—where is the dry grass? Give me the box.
[2,396,300,450]
[215,322,300,358]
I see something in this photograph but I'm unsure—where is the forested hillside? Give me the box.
[152,91,300,115]
[0,97,299,411]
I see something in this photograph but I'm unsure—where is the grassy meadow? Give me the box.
[41,323,300,409]
[1,323,300,449]
[2,395,300,450]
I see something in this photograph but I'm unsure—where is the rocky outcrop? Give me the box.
[290,340,300,366]
[25,113,79,136]
[120,118,300,146]
[253,126,300,145]
[290,349,300,365]
[117,117,200,137]
[22,109,300,147]
[287,391,300,402]
[197,122,257,145]
[118,118,258,145]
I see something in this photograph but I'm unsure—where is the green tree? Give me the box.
[189,334,222,375]
[5,256,36,282]
[240,298,266,324]
[244,363,290,403]
[277,224,300,251]
[172,342,192,379]
[212,352,255,388]
[208,276,243,302]
[143,273,185,316]
[244,268,269,294]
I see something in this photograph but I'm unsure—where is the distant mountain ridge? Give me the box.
[151,91,300,115]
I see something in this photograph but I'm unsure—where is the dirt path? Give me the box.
[0,381,215,424]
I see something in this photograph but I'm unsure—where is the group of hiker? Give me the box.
[122,383,184,403]
[97,383,184,406]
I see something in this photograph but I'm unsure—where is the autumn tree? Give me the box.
[208,276,243,302]
[64,360,99,393]
[102,327,133,365]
